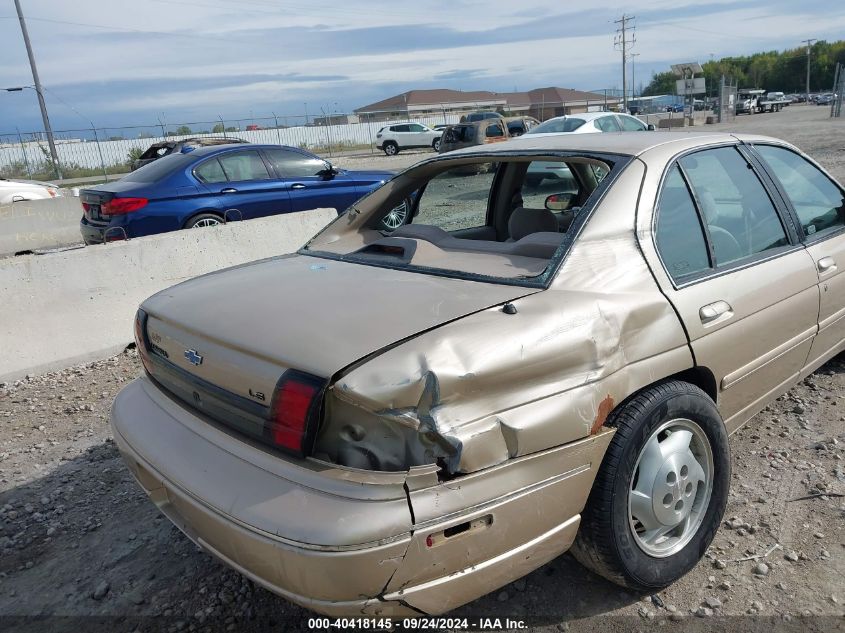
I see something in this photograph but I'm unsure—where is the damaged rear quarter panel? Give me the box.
[318,159,693,475]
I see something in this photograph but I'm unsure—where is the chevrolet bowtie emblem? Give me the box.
[184,349,203,366]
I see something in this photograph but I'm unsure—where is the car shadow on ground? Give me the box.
[0,439,646,631]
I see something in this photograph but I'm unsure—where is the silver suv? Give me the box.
[376,122,441,155]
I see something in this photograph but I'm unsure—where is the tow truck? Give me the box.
[736,89,790,114]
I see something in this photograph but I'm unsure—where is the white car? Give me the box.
[0,176,62,204]
[525,111,653,137]
[375,122,441,156]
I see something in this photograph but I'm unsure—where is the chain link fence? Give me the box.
[1,97,629,183]
[0,111,462,182]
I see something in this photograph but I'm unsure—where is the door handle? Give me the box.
[699,300,733,325]
[290,183,306,190]
[220,188,237,194]
[817,256,837,273]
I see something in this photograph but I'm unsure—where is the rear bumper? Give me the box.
[79,217,107,244]
[111,377,612,615]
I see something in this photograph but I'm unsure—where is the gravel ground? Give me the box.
[1,105,844,633]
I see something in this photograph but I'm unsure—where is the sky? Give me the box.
[1,0,844,134]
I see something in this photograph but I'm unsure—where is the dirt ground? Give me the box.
[1,105,844,633]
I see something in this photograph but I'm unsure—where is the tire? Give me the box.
[378,198,411,231]
[571,380,730,591]
[432,138,441,152]
[185,213,224,229]
[383,142,399,156]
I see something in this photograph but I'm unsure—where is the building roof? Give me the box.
[356,89,505,113]
[355,87,617,113]
[501,87,614,106]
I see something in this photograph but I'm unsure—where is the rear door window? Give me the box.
[194,158,228,184]
[217,151,272,182]
[754,145,845,238]
[595,116,622,132]
[679,147,788,266]
[618,115,647,131]
[655,165,711,282]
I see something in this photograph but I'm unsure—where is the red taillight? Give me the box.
[267,372,324,454]
[102,197,148,215]
[81,202,90,211]
[134,309,154,374]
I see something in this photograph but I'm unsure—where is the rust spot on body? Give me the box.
[591,395,614,435]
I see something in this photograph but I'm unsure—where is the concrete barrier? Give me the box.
[657,117,686,129]
[0,209,336,382]
[0,196,84,257]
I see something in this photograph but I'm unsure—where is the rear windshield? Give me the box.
[529,118,586,134]
[303,154,622,287]
[124,153,195,183]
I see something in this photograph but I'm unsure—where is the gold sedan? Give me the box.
[112,131,845,615]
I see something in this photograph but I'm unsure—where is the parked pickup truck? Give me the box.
[736,89,790,114]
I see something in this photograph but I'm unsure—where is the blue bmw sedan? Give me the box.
[79,144,396,243]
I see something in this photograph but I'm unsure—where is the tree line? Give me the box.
[642,39,845,96]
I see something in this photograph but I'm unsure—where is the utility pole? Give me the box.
[630,53,641,100]
[802,39,816,103]
[13,0,61,179]
[614,14,636,112]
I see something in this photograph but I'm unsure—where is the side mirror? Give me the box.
[319,162,337,179]
[647,123,656,131]
[545,193,573,211]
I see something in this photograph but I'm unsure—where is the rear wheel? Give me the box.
[379,199,410,231]
[571,380,729,591]
[185,213,223,229]
[383,142,399,156]
[432,138,441,152]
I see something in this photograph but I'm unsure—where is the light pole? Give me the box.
[802,39,816,103]
[630,53,641,101]
[12,0,61,179]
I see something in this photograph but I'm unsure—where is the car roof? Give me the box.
[440,131,788,159]
[539,111,630,124]
[180,143,306,157]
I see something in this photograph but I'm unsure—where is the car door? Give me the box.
[262,147,359,214]
[646,145,820,431]
[391,124,411,149]
[194,150,291,220]
[407,123,431,148]
[751,143,845,369]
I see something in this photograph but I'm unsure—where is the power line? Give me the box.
[0,15,238,44]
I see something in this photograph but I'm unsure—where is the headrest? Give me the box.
[508,207,559,241]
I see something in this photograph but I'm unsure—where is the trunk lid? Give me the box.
[141,253,537,421]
